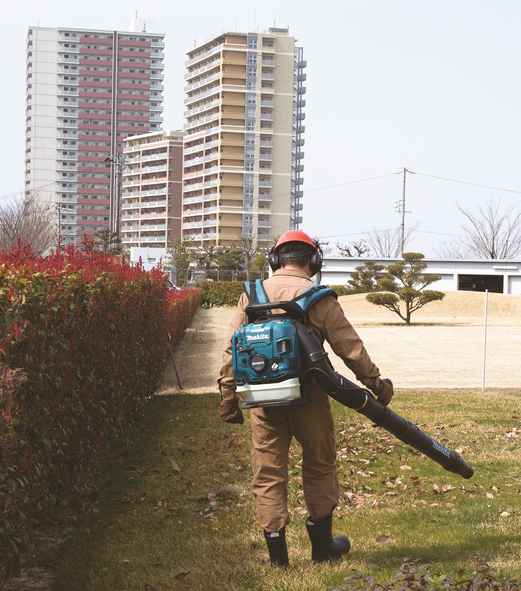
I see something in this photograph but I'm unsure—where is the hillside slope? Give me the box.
[338,290,521,326]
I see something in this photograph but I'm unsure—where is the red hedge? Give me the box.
[0,240,202,572]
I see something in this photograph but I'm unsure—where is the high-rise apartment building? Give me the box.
[120,130,185,248]
[25,22,165,245]
[183,28,306,247]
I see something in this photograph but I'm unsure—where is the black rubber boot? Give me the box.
[306,514,351,563]
[264,527,289,568]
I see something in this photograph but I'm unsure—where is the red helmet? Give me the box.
[273,230,317,253]
[269,230,322,275]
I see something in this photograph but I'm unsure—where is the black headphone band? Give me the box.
[278,248,315,259]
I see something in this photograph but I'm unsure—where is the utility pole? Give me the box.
[105,154,127,235]
[401,168,407,255]
[399,167,414,255]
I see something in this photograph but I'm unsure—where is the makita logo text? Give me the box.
[247,334,269,341]
[432,441,451,458]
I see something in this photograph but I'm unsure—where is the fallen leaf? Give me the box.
[442,503,455,508]
[400,465,412,471]
[170,459,181,472]
[375,535,389,543]
[500,511,510,517]
[173,572,190,580]
[487,493,494,499]
[491,486,499,493]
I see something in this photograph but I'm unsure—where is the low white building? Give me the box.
[321,257,521,295]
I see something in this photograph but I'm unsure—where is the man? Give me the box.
[218,230,393,567]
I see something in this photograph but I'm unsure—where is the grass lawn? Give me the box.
[35,389,521,590]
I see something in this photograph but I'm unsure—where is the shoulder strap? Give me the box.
[291,285,337,312]
[244,278,269,306]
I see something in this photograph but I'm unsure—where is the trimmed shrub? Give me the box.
[200,280,245,307]
[0,240,201,574]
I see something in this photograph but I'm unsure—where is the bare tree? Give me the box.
[336,239,371,257]
[0,193,56,255]
[236,234,259,278]
[194,240,222,270]
[436,196,521,260]
[363,222,420,258]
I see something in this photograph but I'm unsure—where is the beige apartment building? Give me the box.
[183,28,306,247]
[120,130,185,248]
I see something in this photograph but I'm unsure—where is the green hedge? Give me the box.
[200,281,245,307]
[200,281,358,307]
[0,241,202,576]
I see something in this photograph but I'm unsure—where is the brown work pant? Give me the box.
[250,390,339,532]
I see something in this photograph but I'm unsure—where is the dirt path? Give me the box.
[160,291,521,393]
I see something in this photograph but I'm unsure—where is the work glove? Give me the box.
[374,378,394,407]
[220,397,244,425]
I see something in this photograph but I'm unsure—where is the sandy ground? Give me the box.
[160,291,521,392]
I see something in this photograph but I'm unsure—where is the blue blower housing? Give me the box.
[232,319,301,386]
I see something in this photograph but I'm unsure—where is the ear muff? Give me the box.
[309,244,323,276]
[308,240,323,276]
[268,246,280,272]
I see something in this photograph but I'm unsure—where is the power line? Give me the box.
[0,181,58,201]
[305,172,400,193]
[412,171,521,195]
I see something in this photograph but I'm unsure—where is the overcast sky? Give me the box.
[3,0,521,257]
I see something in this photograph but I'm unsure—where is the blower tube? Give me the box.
[296,324,474,480]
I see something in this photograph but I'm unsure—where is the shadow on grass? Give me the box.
[22,391,521,591]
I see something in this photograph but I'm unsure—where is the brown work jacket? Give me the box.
[218,268,381,400]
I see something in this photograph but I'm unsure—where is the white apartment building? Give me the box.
[25,21,165,245]
[121,130,185,248]
[183,28,306,247]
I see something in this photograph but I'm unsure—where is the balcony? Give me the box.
[183,196,203,206]
[140,223,166,231]
[59,34,80,41]
[141,164,167,174]
[185,57,221,81]
[141,200,167,208]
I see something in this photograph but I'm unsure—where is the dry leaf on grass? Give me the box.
[375,535,389,543]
